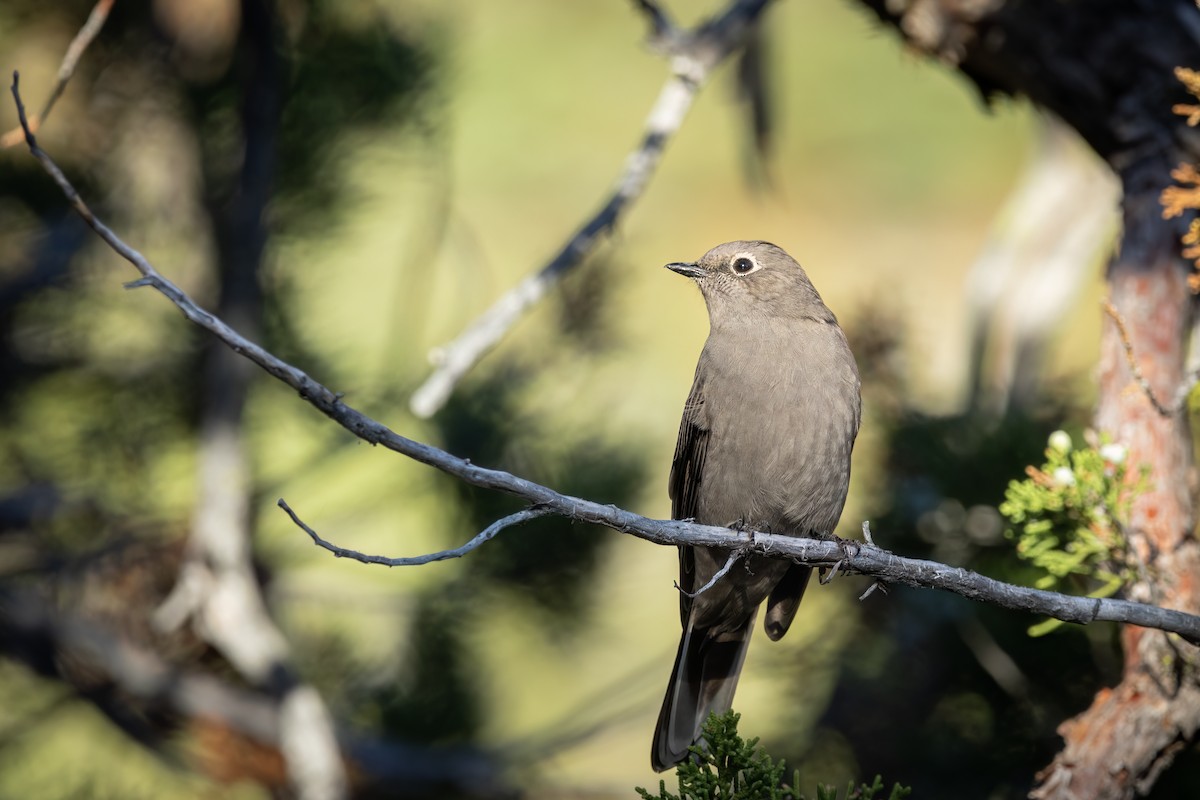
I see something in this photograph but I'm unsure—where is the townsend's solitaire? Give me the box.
[652,240,861,771]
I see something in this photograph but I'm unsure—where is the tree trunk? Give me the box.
[851,1,1200,796]
[1034,182,1200,800]
[152,2,348,797]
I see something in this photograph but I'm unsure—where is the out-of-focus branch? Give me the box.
[632,0,677,43]
[3,4,349,797]
[0,588,279,741]
[0,589,505,797]
[407,0,773,418]
[139,4,347,798]
[964,115,1120,415]
[0,0,114,148]
[12,68,1200,654]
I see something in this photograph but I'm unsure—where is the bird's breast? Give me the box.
[696,322,859,536]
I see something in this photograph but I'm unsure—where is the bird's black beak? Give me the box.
[665,261,705,279]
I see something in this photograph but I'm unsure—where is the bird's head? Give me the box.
[665,240,835,325]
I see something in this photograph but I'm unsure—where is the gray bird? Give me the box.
[652,241,861,771]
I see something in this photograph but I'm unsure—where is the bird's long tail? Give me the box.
[651,614,756,772]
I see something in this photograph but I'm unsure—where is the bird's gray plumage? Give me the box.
[652,241,861,772]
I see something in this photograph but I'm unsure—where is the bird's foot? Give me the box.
[836,534,861,560]
[727,516,751,534]
[725,517,762,550]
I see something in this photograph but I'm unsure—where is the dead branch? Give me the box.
[408,0,773,418]
[278,494,1200,641]
[279,500,552,566]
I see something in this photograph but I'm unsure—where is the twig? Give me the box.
[819,559,842,585]
[859,581,887,601]
[280,500,550,566]
[1102,298,1200,416]
[0,0,114,148]
[675,549,741,598]
[408,0,773,418]
[13,71,1200,645]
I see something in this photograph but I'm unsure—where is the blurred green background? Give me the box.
[0,0,1139,798]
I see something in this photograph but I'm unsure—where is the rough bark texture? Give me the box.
[852,1,1200,797]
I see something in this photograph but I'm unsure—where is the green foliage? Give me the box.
[999,431,1147,635]
[636,712,911,800]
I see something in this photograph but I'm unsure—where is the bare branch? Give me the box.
[408,0,773,418]
[280,500,551,566]
[965,116,1119,414]
[13,70,1200,649]
[0,0,114,148]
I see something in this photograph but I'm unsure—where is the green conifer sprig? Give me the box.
[636,711,911,800]
[1000,430,1148,635]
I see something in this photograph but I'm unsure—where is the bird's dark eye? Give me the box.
[731,257,755,274]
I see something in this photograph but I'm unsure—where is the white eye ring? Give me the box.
[730,255,758,275]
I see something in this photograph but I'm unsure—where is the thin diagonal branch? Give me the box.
[0,0,114,148]
[408,0,773,418]
[12,70,1200,648]
[279,500,550,566]
[1103,298,1200,416]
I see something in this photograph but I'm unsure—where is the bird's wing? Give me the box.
[668,373,710,625]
